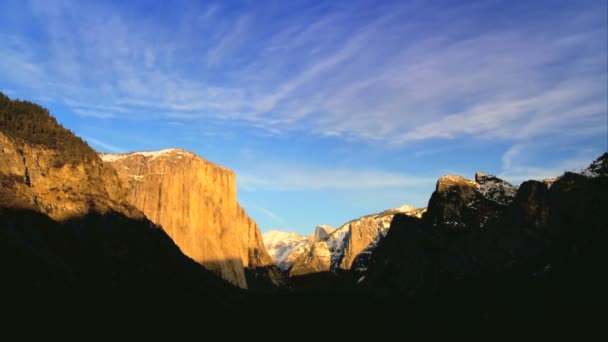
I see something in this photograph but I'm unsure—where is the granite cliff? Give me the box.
[100,149,275,288]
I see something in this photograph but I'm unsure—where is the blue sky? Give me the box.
[1,0,606,235]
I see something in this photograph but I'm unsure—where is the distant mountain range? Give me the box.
[264,205,426,275]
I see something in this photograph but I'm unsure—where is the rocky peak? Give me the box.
[475,172,496,183]
[436,174,479,192]
[311,225,334,243]
[0,132,141,221]
[475,172,518,206]
[424,172,517,229]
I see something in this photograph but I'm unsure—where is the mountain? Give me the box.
[363,156,608,300]
[0,92,244,338]
[0,94,140,220]
[288,205,426,276]
[263,225,336,272]
[309,224,335,243]
[263,230,308,271]
[423,172,518,229]
[100,149,277,289]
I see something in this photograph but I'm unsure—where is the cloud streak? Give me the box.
[236,163,435,192]
[84,136,125,153]
[497,142,602,184]
[247,204,287,224]
[0,1,605,147]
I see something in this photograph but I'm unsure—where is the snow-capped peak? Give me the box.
[263,230,305,247]
[263,230,308,271]
[395,204,416,213]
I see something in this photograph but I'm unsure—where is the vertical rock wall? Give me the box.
[101,149,273,288]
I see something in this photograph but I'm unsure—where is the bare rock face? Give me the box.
[423,173,517,229]
[100,149,273,288]
[310,225,334,244]
[0,132,140,220]
[236,204,271,268]
[289,241,332,276]
[339,216,388,270]
[289,205,425,276]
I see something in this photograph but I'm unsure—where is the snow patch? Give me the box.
[100,149,192,162]
[263,230,308,271]
[580,154,607,178]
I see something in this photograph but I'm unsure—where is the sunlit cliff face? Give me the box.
[0,132,142,221]
[101,149,274,288]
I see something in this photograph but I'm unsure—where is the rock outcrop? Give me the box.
[364,153,608,299]
[0,133,140,221]
[288,205,425,276]
[423,172,517,229]
[309,225,334,243]
[101,149,274,288]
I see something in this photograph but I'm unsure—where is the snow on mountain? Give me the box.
[289,204,425,276]
[100,149,187,162]
[580,153,608,178]
[262,230,308,271]
[100,149,231,170]
[475,172,518,206]
[428,172,518,229]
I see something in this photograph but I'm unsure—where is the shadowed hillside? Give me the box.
[0,208,248,339]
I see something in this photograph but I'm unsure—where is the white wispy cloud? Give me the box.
[499,157,594,184]
[497,142,601,184]
[84,136,125,153]
[236,162,435,192]
[247,204,287,224]
[207,14,250,65]
[1,1,605,146]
